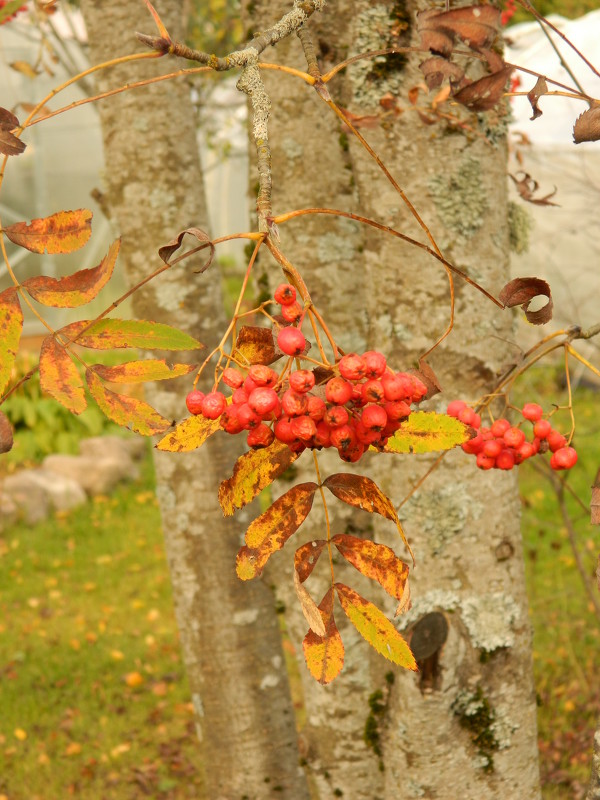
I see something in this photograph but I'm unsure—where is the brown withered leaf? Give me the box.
[499,277,553,325]
[10,61,39,79]
[409,359,441,400]
[294,568,326,637]
[0,107,19,129]
[419,57,464,90]
[231,325,279,366]
[302,588,344,685]
[591,468,600,525]
[339,107,381,130]
[395,579,412,617]
[18,102,53,120]
[417,5,501,56]
[596,554,600,590]
[573,105,600,144]
[453,65,513,111]
[509,172,559,207]
[0,107,26,156]
[0,410,14,454]
[294,540,327,583]
[157,227,214,272]
[527,76,548,121]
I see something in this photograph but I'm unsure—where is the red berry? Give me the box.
[476,452,495,470]
[503,427,525,448]
[517,441,535,460]
[248,365,278,387]
[220,405,244,434]
[274,417,297,444]
[281,301,303,324]
[281,389,308,417]
[384,400,411,421]
[483,439,503,458]
[462,433,484,454]
[222,368,244,389]
[243,376,259,395]
[248,387,279,416]
[491,418,510,437]
[324,405,349,428]
[277,327,306,357]
[382,373,412,402]
[290,415,317,442]
[355,421,380,445]
[362,351,387,379]
[289,370,315,393]
[547,430,567,452]
[326,377,353,405]
[186,390,205,415]
[201,391,226,420]
[533,419,552,439]
[339,442,365,463]
[330,424,357,450]
[247,424,275,449]
[409,375,428,402]
[447,400,467,418]
[361,404,387,432]
[338,353,365,381]
[457,406,477,426]
[496,449,515,470]
[274,283,296,305]
[361,379,385,404]
[522,403,543,422]
[313,421,332,448]
[237,403,261,429]
[471,413,482,429]
[307,395,326,421]
[551,446,578,470]
[232,387,249,405]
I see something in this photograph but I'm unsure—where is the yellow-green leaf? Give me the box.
[91,359,195,384]
[378,411,469,454]
[331,534,409,601]
[23,239,120,307]
[86,369,170,436]
[155,413,221,453]
[39,336,86,414]
[335,583,417,670]
[58,319,204,351]
[219,440,301,516]
[302,588,344,685]
[0,287,23,395]
[235,483,317,580]
[4,209,92,254]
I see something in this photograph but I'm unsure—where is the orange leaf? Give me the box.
[294,539,327,583]
[331,534,409,601]
[4,209,92,254]
[156,412,221,453]
[39,336,86,414]
[57,318,203,351]
[23,239,120,307]
[124,671,145,688]
[235,483,317,580]
[302,587,344,685]
[0,287,23,395]
[335,583,417,670]
[85,369,170,436]
[91,359,195,384]
[218,439,301,516]
[231,325,279,366]
[294,568,326,636]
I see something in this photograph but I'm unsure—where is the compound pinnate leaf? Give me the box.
[302,587,344,685]
[331,534,409,601]
[4,209,92,254]
[85,369,170,436]
[294,539,327,583]
[235,483,318,580]
[156,413,221,453]
[294,568,326,637]
[379,411,469,454]
[39,336,86,414]
[23,239,120,307]
[0,410,14,454]
[231,325,279,366]
[91,359,195,384]
[219,440,301,516]
[335,583,417,670]
[58,319,204,351]
[0,287,23,395]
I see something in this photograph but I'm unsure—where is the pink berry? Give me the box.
[277,327,306,357]
[274,283,296,305]
[457,406,476,426]
[446,400,467,418]
[222,368,244,389]
[186,390,205,416]
[533,419,552,439]
[551,446,578,470]
[201,391,226,420]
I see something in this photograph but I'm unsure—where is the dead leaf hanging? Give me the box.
[509,172,559,207]
[527,76,548,121]
[499,277,553,325]
[573,105,600,144]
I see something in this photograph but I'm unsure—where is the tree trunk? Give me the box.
[80,2,310,797]
[242,1,542,797]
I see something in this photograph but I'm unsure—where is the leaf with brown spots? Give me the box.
[509,172,559,207]
[0,410,13,454]
[86,369,170,436]
[335,583,417,670]
[231,325,279,366]
[23,239,120,307]
[39,337,86,414]
[4,209,92,254]
[156,413,221,453]
[0,108,25,155]
[57,319,203,351]
[0,287,23,395]
[218,439,301,516]
[331,534,409,601]
[303,588,344,684]
[499,277,553,325]
[294,568,326,636]
[453,65,513,111]
[235,483,317,580]
[379,411,469,455]
[527,76,548,121]
[157,227,214,272]
[294,539,327,583]
[573,106,600,144]
[417,5,501,56]
[90,359,195,384]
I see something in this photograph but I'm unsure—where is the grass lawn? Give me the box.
[0,372,598,798]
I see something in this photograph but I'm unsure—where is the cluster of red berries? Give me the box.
[447,400,577,471]
[184,284,427,463]
[0,1,27,25]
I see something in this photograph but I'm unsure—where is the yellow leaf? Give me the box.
[332,534,409,600]
[110,742,131,758]
[378,411,469,454]
[156,413,221,453]
[110,650,124,661]
[86,369,170,436]
[302,588,344,685]
[65,742,82,756]
[125,671,144,688]
[14,728,27,741]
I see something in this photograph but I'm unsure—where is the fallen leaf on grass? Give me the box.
[125,671,145,688]
[65,742,82,756]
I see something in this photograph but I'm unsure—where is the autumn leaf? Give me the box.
[0,287,23,395]
[527,76,548,121]
[335,583,417,670]
[0,410,13,454]
[509,172,559,207]
[39,336,87,414]
[157,226,214,272]
[573,106,600,144]
[57,318,204,351]
[379,411,469,454]
[156,413,221,453]
[231,325,279,366]
[0,107,26,156]
[303,588,344,684]
[23,239,120,307]
[294,568,326,636]
[294,539,327,583]
[395,580,412,617]
[86,369,170,436]
[499,276,553,325]
[452,66,513,112]
[591,468,600,525]
[331,534,409,601]
[218,439,301,516]
[4,209,92,254]
[417,5,501,56]
[90,359,195,384]
[235,483,317,580]
[419,57,464,90]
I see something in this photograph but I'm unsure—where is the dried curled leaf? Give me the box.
[527,76,548,121]
[509,172,559,207]
[294,568,326,637]
[302,588,344,685]
[335,583,417,670]
[0,410,14,454]
[573,106,600,144]
[231,326,279,367]
[294,539,327,583]
[499,277,553,325]
[23,239,120,307]
[4,209,92,254]
[419,57,465,90]
[86,370,170,436]
[156,413,221,453]
[0,107,26,156]
[39,336,86,414]
[157,227,215,272]
[0,287,23,395]
[331,534,409,601]
[417,5,501,56]
[452,65,512,112]
[219,439,300,516]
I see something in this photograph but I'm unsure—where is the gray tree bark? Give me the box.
[242,1,542,798]
[80,2,310,798]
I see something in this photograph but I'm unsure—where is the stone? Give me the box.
[25,468,87,512]
[43,453,138,496]
[1,472,49,525]
[79,435,147,462]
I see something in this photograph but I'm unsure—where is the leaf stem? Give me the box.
[312,451,335,587]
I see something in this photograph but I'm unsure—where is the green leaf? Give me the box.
[57,319,204,351]
[378,411,469,454]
